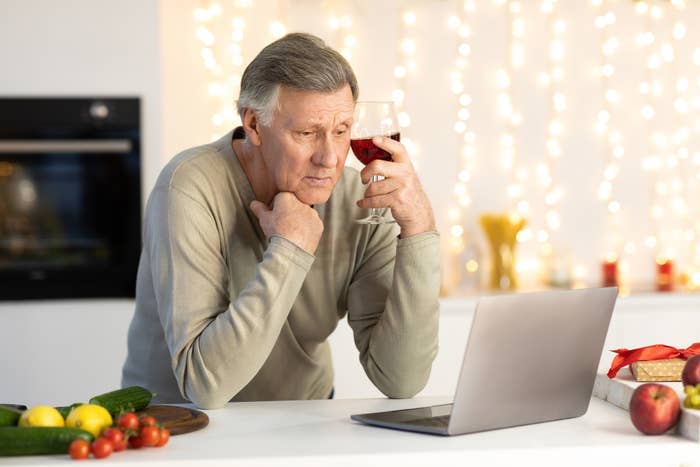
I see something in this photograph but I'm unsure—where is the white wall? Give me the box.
[0,0,161,405]
[0,0,163,194]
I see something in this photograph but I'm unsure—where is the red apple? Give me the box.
[629,383,680,435]
[682,355,700,387]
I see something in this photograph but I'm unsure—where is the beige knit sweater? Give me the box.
[122,130,440,409]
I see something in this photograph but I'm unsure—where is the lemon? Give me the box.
[18,405,65,427]
[65,404,113,438]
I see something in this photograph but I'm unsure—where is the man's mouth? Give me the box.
[305,176,332,186]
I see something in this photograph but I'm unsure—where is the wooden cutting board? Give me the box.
[136,405,209,436]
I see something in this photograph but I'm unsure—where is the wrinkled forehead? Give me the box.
[276,85,355,127]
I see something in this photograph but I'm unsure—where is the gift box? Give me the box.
[630,358,685,382]
[607,343,700,380]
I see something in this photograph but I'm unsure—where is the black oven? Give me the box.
[0,98,141,300]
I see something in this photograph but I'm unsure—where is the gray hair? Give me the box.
[237,32,359,125]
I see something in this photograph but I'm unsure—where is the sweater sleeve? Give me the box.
[148,186,314,409]
[346,227,441,398]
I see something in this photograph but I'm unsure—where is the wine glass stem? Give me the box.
[369,174,382,218]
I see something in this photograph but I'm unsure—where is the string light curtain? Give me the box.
[395,5,419,167]
[663,1,691,276]
[592,0,626,286]
[445,0,478,291]
[646,2,672,266]
[268,0,288,39]
[185,0,700,292]
[494,0,526,216]
[193,0,291,142]
[541,0,566,241]
[635,1,659,273]
[194,1,252,141]
[326,4,356,61]
[536,0,567,285]
[692,34,700,288]
[636,1,687,285]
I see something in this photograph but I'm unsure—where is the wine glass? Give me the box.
[350,101,400,224]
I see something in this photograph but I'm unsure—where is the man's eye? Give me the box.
[335,129,347,136]
[299,131,314,137]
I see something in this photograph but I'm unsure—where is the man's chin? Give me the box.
[296,190,332,206]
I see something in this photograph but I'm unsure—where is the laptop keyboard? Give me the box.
[405,414,451,428]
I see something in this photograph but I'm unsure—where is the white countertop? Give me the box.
[2,396,700,467]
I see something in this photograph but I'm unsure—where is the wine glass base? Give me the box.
[355,215,396,225]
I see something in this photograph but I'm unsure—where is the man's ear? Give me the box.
[241,108,262,146]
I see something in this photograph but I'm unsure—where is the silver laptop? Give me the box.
[351,287,618,436]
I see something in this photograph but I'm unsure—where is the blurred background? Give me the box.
[163,0,700,296]
[4,0,700,299]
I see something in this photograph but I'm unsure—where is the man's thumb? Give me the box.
[250,200,269,218]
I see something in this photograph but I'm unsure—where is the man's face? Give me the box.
[257,85,355,206]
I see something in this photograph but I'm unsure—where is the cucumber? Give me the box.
[0,427,93,456]
[0,405,22,427]
[88,386,154,418]
[55,403,83,420]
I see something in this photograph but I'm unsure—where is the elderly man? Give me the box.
[122,33,440,409]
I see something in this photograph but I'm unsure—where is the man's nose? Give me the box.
[312,135,340,168]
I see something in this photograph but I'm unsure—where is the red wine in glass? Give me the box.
[350,133,401,166]
[350,101,399,224]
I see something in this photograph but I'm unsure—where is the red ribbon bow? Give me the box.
[607,343,700,378]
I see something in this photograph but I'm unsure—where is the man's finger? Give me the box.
[360,160,394,184]
[357,193,394,209]
[364,178,399,198]
[372,136,410,164]
[250,200,269,219]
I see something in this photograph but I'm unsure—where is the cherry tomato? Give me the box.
[113,439,128,452]
[129,435,145,449]
[140,415,157,427]
[102,427,124,444]
[91,437,113,459]
[69,438,90,460]
[140,425,161,446]
[117,412,140,431]
[155,428,170,447]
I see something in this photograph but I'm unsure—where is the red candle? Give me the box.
[656,258,673,292]
[602,259,618,287]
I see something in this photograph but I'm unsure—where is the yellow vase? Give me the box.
[479,213,526,290]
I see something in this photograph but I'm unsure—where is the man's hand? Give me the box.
[357,136,436,238]
[250,192,323,254]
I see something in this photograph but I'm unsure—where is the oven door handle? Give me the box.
[0,139,132,153]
